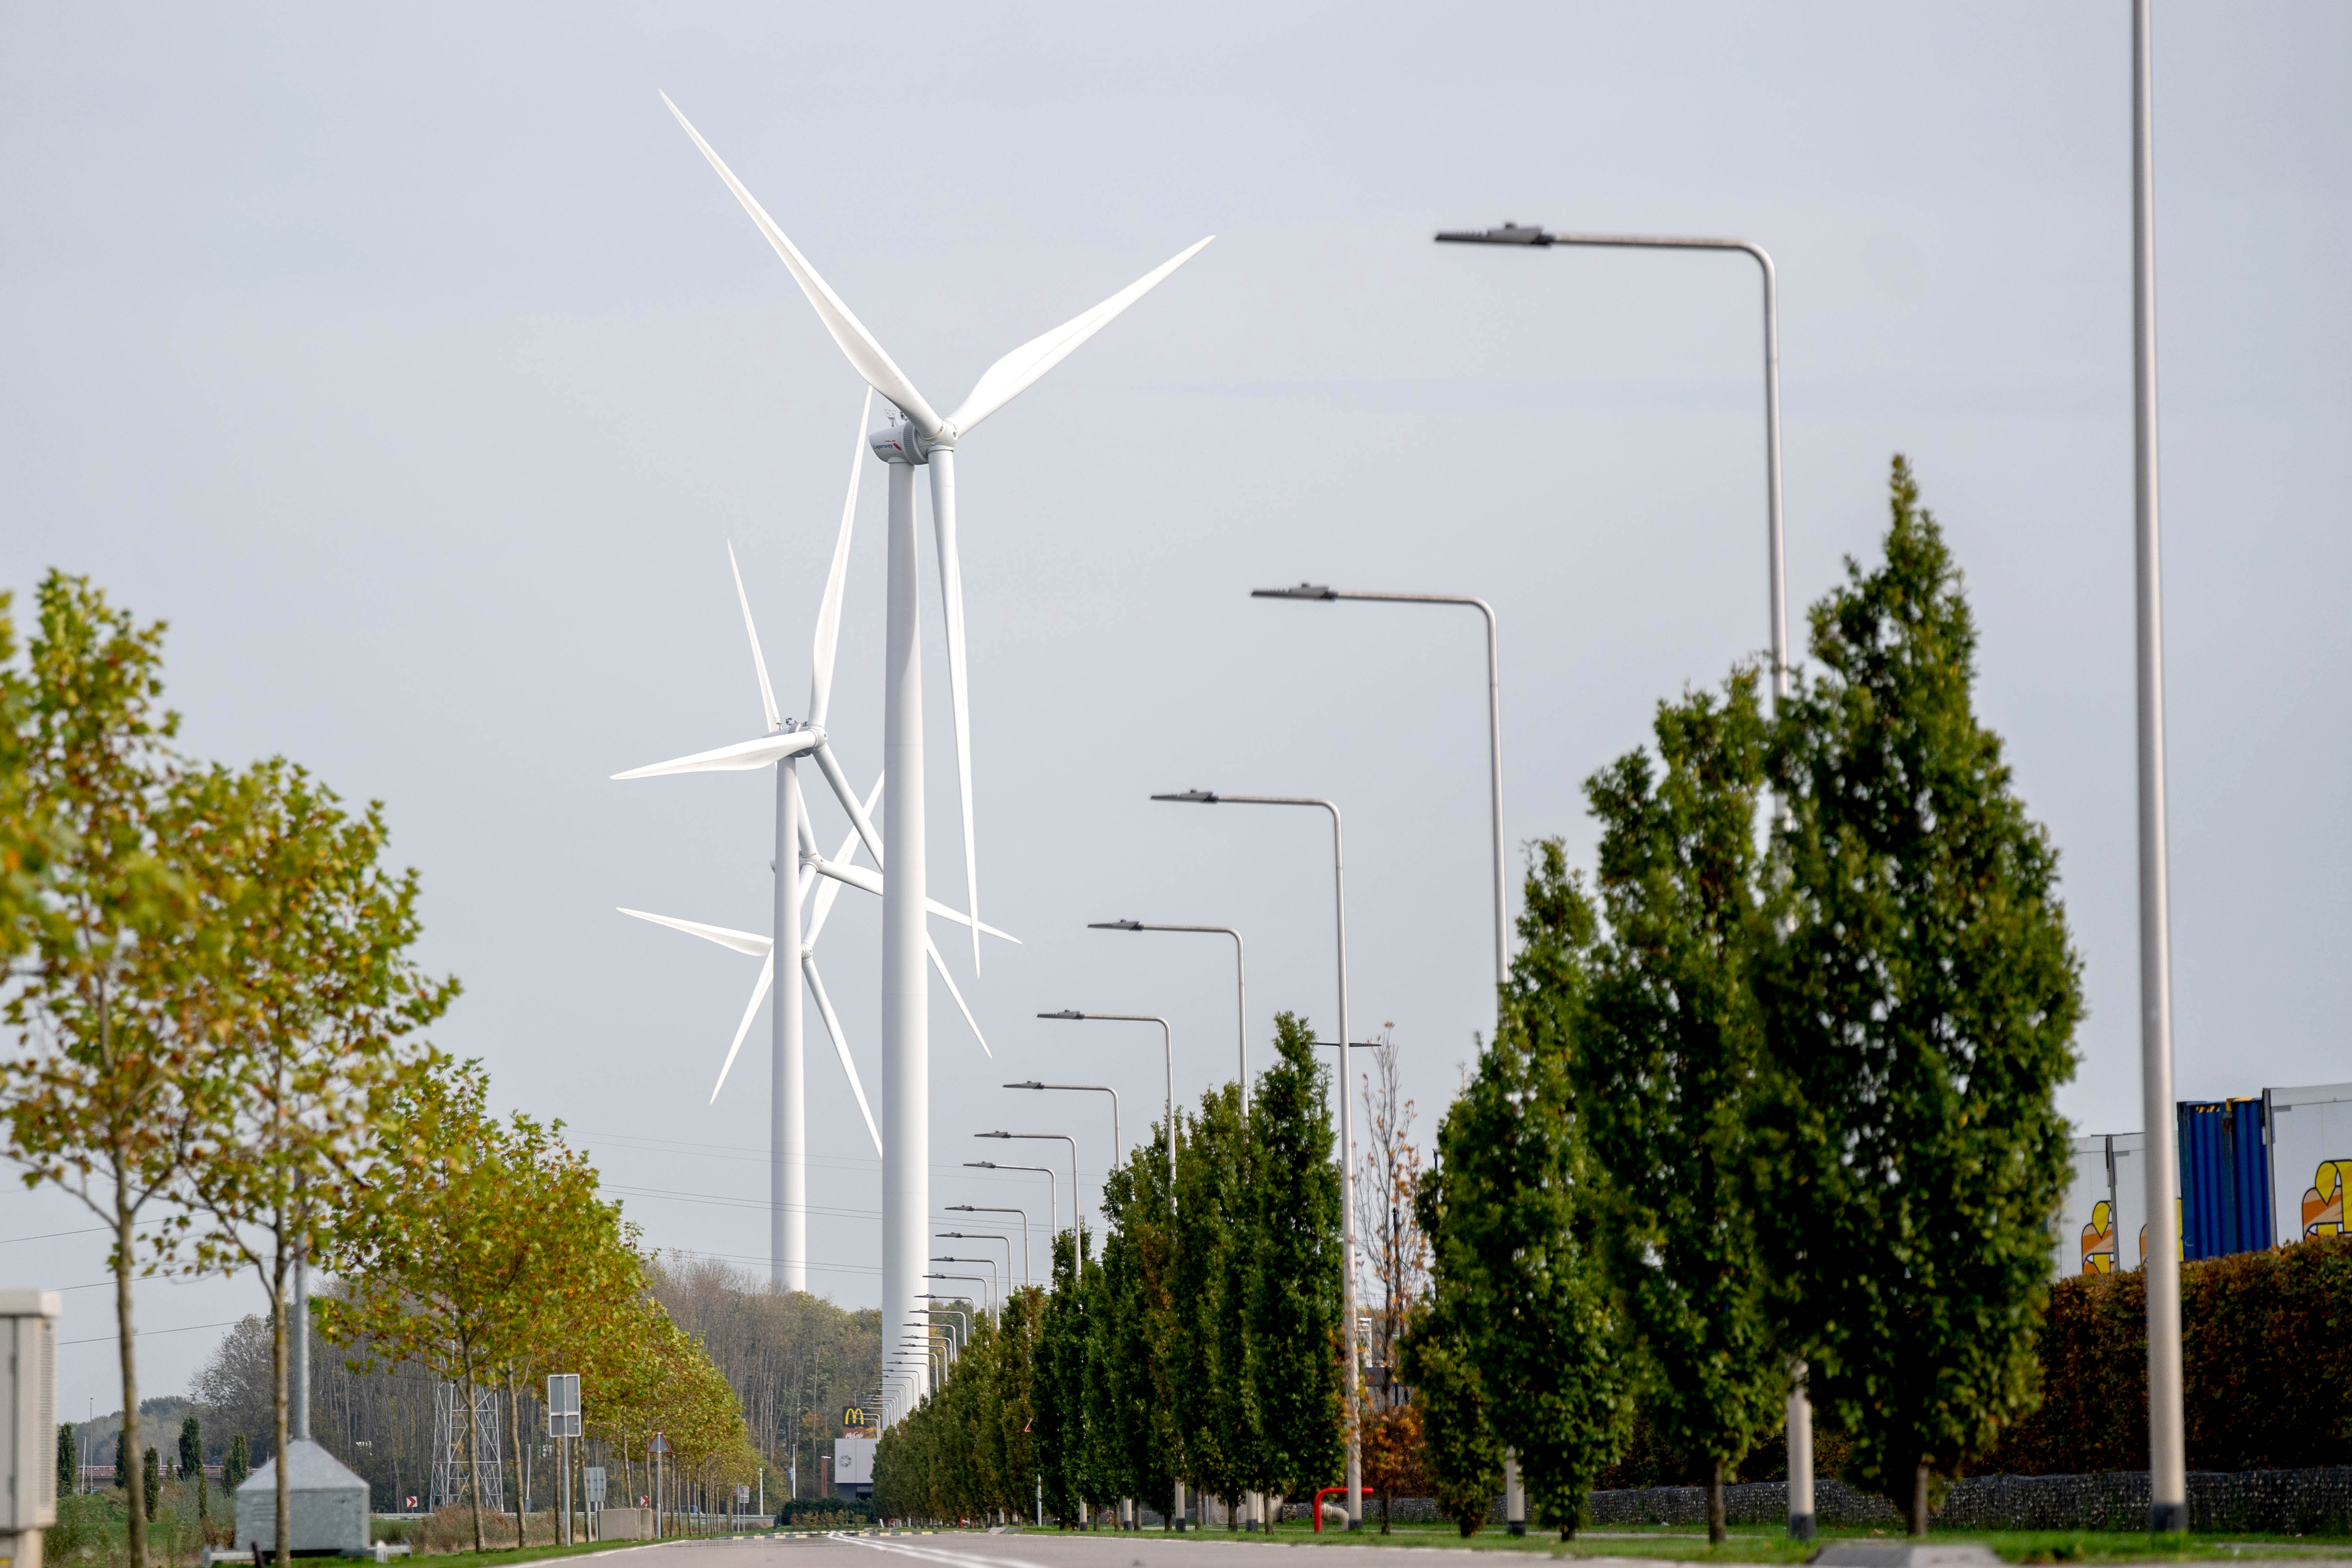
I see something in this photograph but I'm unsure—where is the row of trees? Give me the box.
[1408,459,2082,1540]
[0,572,758,1563]
[874,1016,1350,1526]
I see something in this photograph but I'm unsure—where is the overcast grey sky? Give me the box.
[6,2,2347,1418]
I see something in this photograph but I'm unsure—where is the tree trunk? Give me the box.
[1708,1457,1728,1545]
[506,1373,524,1546]
[270,1270,291,1568]
[114,1186,148,1568]
[460,1356,485,1552]
[1911,1461,1930,1539]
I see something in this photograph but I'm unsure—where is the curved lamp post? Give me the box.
[976,1132,1082,1241]
[964,1163,1057,1245]
[946,1205,1033,1287]
[1088,921,1249,1101]
[1038,1012,1176,1200]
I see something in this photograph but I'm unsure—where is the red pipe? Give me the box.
[1313,1487,1347,1534]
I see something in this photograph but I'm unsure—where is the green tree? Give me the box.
[3,574,196,1568]
[56,1423,75,1503]
[1093,1134,1178,1523]
[1753,458,2083,1533]
[1245,1013,1345,1506]
[1034,1230,1095,1524]
[142,1446,160,1519]
[1423,848,1633,1537]
[224,1434,250,1495]
[1396,1303,1500,1536]
[168,758,456,1567]
[1171,1082,1253,1526]
[1577,669,1783,1541]
[180,1413,206,1519]
[321,1060,633,1550]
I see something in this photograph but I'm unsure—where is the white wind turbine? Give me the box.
[613,392,1014,1290]
[659,91,1211,1417]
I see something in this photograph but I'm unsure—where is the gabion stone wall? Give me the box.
[1579,1468,2352,1534]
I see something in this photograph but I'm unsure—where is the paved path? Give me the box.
[585,1532,2352,1568]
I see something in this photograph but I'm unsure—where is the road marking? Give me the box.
[832,1534,1053,1568]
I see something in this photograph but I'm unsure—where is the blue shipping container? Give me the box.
[2177,1097,2273,1259]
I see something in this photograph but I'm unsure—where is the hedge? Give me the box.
[1982,1231,2352,1474]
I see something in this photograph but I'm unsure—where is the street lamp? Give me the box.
[977,1132,1082,1240]
[1433,221,1789,703]
[1152,788,1361,1530]
[1004,1074,1120,1162]
[932,1256,999,1303]
[927,1273,994,1315]
[1039,1012,1177,1201]
[946,1205,1033,1287]
[937,1230,1017,1290]
[2130,0,2185,1535]
[1089,920,1249,1100]
[1436,217,1799,1539]
[964,1163,1058,1244]
[1250,587,1506,991]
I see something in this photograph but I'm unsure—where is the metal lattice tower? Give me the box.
[430,1381,505,1512]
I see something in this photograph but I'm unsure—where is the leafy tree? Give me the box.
[1576,669,1784,1541]
[1170,1082,1252,1526]
[1753,458,2082,1533]
[166,758,456,1566]
[1094,1134,1177,1523]
[3,574,198,1568]
[322,1060,637,1549]
[57,1423,75,1503]
[224,1434,250,1495]
[1397,1303,1499,1536]
[142,1446,160,1518]
[1245,1013,1345,1506]
[1423,848,1633,1537]
[1034,1229,1095,1523]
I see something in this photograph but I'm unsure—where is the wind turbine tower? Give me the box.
[659,92,1210,1421]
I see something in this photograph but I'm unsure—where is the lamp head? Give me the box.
[962,1163,997,1172]
[1250,582,1336,600]
[1434,221,1553,245]
[1006,1079,1047,1089]
[1037,1010,1085,1021]
[976,1131,1012,1140]
[1151,789,1218,804]
[1088,920,1143,931]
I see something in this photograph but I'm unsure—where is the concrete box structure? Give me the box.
[235,1441,370,1556]
[596,1508,651,1541]
[832,1436,875,1499]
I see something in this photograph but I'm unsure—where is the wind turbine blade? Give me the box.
[926,933,992,1060]
[618,907,773,958]
[809,388,872,730]
[612,729,818,780]
[711,953,775,1102]
[659,94,942,437]
[811,742,887,868]
[805,772,882,949]
[804,955,883,1156]
[929,458,982,976]
[944,236,1215,435]
[801,855,1019,943]
[726,542,782,734]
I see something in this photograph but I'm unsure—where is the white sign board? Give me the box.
[833,1435,877,1486]
[583,1467,606,1508]
[1,1292,61,1535]
[2267,1082,2352,1244]
[545,1373,581,1438]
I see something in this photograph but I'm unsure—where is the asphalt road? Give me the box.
[594,1532,2352,1568]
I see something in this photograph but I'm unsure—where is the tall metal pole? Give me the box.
[880,448,928,1428]
[1436,219,1802,1535]
[1089,923,1249,1103]
[2132,0,2187,1534]
[774,760,807,1291]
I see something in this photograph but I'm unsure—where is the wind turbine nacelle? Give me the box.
[869,419,932,466]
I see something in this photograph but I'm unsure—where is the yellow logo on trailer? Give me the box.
[2303,1161,2348,1238]
[2081,1200,2117,1274]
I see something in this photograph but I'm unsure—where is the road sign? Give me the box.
[735,1485,750,1506]
[583,1467,606,1508]
[647,1432,670,1456]
[405,1496,418,1510]
[546,1372,581,1438]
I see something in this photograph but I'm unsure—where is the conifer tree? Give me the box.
[1396,1302,1499,1536]
[57,1423,75,1505]
[1171,1082,1252,1525]
[1577,669,1782,1541]
[1754,458,2082,1533]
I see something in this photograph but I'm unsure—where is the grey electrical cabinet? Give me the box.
[1,1291,62,1568]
